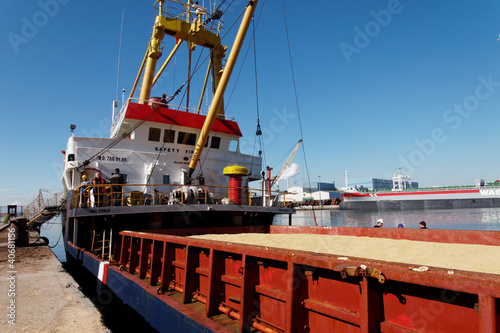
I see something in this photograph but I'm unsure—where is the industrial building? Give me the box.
[285,182,342,203]
[346,176,419,191]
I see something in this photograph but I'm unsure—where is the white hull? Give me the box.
[341,187,500,210]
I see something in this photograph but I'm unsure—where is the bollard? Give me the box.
[11,218,29,247]
[223,165,248,205]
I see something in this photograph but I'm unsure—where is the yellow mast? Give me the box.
[139,1,166,104]
[152,39,183,86]
[136,0,226,106]
[186,0,193,111]
[129,50,148,101]
[187,0,258,182]
[197,58,212,113]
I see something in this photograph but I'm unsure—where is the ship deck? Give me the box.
[69,204,293,218]
[190,230,500,275]
[63,225,500,332]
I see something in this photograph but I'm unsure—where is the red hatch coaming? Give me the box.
[124,102,243,137]
[342,189,479,198]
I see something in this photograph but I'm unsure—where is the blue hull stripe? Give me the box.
[66,244,223,333]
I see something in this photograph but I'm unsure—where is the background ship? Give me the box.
[341,169,500,210]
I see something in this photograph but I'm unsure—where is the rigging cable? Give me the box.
[161,5,233,181]
[174,0,242,111]
[145,82,187,186]
[48,227,63,249]
[222,1,267,173]
[82,2,247,173]
[172,0,246,179]
[203,0,229,26]
[197,120,224,179]
[79,106,168,168]
[182,1,263,180]
[223,0,263,112]
[187,0,238,82]
[115,10,125,105]
[281,0,317,226]
[224,5,266,177]
[251,3,266,176]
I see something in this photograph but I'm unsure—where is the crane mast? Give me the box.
[187,0,259,182]
[268,139,302,189]
[133,0,226,113]
[128,0,260,184]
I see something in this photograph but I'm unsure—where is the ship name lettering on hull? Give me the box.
[95,155,128,162]
[155,147,180,153]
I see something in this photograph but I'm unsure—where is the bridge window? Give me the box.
[228,140,238,152]
[148,127,161,142]
[211,137,221,149]
[177,132,196,145]
[163,129,175,143]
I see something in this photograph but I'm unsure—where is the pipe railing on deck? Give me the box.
[73,183,286,209]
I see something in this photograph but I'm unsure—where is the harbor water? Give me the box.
[273,207,500,230]
[40,216,66,262]
[42,207,500,262]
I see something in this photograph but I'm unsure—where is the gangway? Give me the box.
[23,189,63,230]
[26,206,61,231]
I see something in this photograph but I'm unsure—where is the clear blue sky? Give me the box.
[2,0,500,206]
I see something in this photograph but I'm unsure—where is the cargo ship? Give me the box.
[61,0,293,234]
[341,170,500,210]
[60,1,500,332]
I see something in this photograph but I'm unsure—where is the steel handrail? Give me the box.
[74,183,286,209]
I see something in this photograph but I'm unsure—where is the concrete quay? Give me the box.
[0,223,109,332]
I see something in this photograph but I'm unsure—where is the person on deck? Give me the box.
[374,219,383,228]
[419,221,428,229]
[110,168,125,206]
[159,94,168,107]
[398,223,405,228]
[80,174,90,208]
[92,172,107,207]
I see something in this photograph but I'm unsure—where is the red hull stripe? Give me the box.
[125,102,242,137]
[102,262,108,284]
[342,189,479,198]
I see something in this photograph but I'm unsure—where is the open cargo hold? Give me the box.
[67,226,500,333]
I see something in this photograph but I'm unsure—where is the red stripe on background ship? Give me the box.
[341,170,500,210]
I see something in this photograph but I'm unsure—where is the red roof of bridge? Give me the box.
[124,102,242,137]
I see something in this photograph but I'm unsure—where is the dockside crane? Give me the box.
[266,139,302,192]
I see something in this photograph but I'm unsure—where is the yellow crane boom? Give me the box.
[269,139,302,188]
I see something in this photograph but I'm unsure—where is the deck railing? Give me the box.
[74,183,286,209]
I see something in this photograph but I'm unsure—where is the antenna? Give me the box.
[115,10,125,109]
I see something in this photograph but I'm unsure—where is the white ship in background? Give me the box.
[341,169,500,210]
